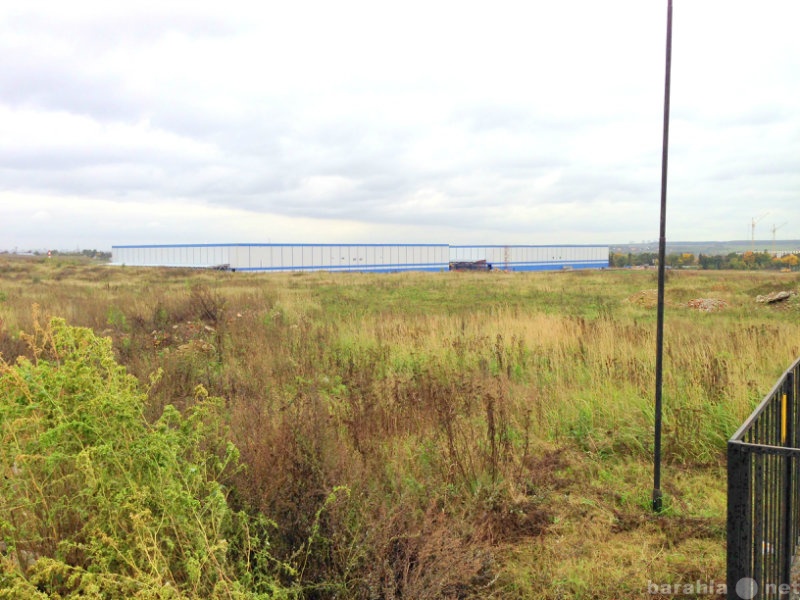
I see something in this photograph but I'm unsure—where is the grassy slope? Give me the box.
[2,258,799,598]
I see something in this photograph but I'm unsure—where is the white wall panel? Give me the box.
[113,243,546,272]
[248,246,264,269]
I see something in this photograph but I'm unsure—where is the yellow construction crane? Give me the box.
[751,212,769,251]
[772,222,788,256]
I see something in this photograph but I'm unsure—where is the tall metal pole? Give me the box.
[653,0,673,514]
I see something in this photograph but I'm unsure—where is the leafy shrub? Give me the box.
[0,314,290,599]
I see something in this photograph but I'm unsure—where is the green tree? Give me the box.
[610,252,630,267]
[698,254,723,270]
[781,254,799,268]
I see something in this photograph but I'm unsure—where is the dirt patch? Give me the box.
[523,448,571,490]
[656,515,724,547]
[687,298,728,312]
[611,510,647,534]
[611,512,723,547]
[478,499,552,543]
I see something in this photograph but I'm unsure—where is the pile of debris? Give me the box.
[755,290,796,304]
[449,259,493,271]
[687,298,728,312]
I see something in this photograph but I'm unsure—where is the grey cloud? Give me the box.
[5,10,240,51]
[2,1,799,250]
[1,8,242,122]
[453,102,607,135]
[709,155,799,182]
[0,47,143,120]
[0,141,200,172]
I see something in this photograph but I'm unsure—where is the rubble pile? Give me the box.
[687,298,728,312]
[755,291,796,304]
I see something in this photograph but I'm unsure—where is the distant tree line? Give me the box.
[0,249,111,260]
[48,249,112,260]
[610,251,799,271]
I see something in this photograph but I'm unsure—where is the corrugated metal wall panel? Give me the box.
[112,244,604,272]
[446,245,608,271]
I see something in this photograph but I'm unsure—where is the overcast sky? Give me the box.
[1,0,798,251]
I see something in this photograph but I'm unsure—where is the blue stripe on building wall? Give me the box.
[507,261,608,271]
[112,243,449,249]
[237,262,449,272]
[238,267,448,273]
[449,244,607,249]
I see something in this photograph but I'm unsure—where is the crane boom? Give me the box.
[751,212,770,251]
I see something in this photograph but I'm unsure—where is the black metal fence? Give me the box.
[728,357,800,599]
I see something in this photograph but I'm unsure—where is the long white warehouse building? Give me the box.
[111,244,608,273]
[112,244,451,272]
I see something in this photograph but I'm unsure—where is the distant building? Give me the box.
[112,244,450,272]
[449,245,608,271]
[774,250,800,258]
[111,243,609,273]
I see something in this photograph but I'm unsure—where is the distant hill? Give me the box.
[609,240,800,256]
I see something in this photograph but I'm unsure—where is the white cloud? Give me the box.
[0,0,798,250]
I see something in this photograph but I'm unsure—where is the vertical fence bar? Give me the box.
[729,441,753,600]
[767,451,775,595]
[754,435,764,587]
[776,406,782,598]
[772,400,780,593]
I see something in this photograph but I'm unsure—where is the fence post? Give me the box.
[728,441,752,600]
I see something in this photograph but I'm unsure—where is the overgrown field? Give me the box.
[2,257,799,599]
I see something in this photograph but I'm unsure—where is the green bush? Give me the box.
[0,316,290,599]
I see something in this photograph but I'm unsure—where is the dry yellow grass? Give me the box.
[1,256,799,597]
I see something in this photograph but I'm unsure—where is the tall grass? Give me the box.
[1,258,799,597]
